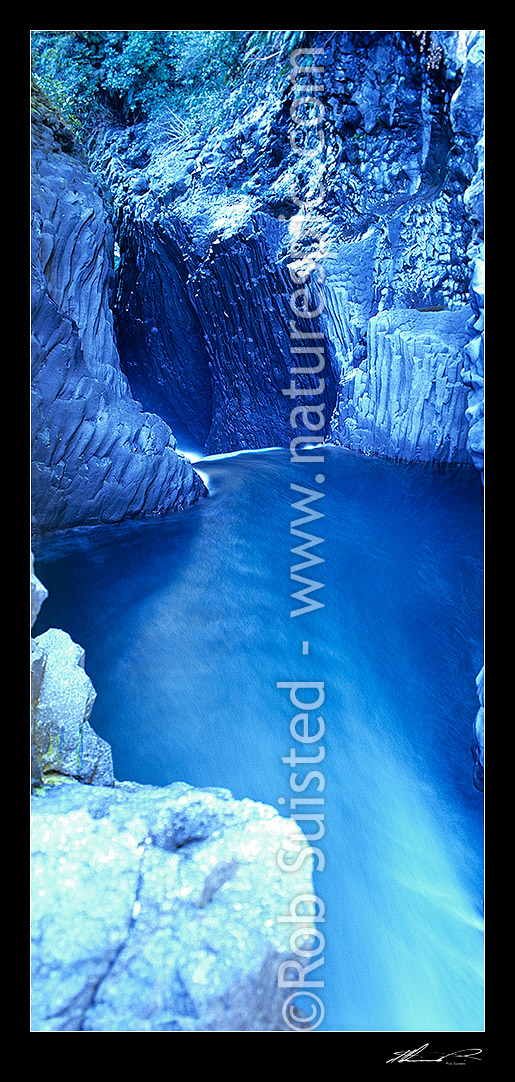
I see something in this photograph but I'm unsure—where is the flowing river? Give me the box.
[32,444,484,1032]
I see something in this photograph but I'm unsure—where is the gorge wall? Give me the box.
[32,31,485,493]
[31,85,206,537]
[86,30,484,468]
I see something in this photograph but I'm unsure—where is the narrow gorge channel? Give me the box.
[30,30,485,1038]
[33,446,484,1031]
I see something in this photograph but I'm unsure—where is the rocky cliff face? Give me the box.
[87,30,484,468]
[31,87,206,537]
[330,305,473,463]
[100,147,339,455]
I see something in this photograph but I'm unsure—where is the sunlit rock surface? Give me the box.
[31,88,206,536]
[31,779,317,1032]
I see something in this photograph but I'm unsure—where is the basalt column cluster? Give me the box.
[31,85,206,537]
[89,31,484,471]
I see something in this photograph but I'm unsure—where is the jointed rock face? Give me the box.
[31,33,485,529]
[86,30,484,468]
[31,92,206,537]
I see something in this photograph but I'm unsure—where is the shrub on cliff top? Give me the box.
[30,30,316,137]
[30,30,248,133]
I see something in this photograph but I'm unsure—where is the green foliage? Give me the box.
[32,31,176,127]
[30,74,81,148]
[31,30,246,132]
[30,30,312,136]
[241,30,308,72]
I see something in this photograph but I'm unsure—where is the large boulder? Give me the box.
[30,561,319,1031]
[31,627,114,787]
[31,779,319,1031]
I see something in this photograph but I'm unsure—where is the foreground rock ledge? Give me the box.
[31,779,318,1032]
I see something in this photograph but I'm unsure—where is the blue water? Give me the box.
[32,445,484,1033]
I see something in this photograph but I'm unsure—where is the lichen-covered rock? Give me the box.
[31,627,114,787]
[31,88,206,536]
[31,779,318,1031]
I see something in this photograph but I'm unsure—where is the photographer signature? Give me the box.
[386,1044,482,1064]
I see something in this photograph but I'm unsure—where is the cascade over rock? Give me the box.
[31,87,206,536]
